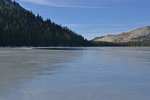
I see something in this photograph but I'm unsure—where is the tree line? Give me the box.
[0,1,90,47]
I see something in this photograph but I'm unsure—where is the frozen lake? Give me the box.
[0,47,150,100]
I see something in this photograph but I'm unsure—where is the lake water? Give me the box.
[0,47,150,100]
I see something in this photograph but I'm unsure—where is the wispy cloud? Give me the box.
[18,0,137,8]
[19,0,48,5]
[18,0,108,8]
[62,21,150,39]
[63,21,150,28]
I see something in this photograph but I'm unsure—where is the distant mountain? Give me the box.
[92,26,150,46]
[0,0,89,46]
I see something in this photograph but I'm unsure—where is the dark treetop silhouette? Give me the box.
[0,0,90,47]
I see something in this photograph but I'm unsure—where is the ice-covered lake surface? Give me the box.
[0,47,150,100]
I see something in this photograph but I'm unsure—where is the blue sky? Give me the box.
[16,0,150,40]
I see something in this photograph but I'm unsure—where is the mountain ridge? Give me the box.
[92,26,150,43]
[0,0,21,7]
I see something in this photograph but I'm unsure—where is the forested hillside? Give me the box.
[0,0,89,46]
